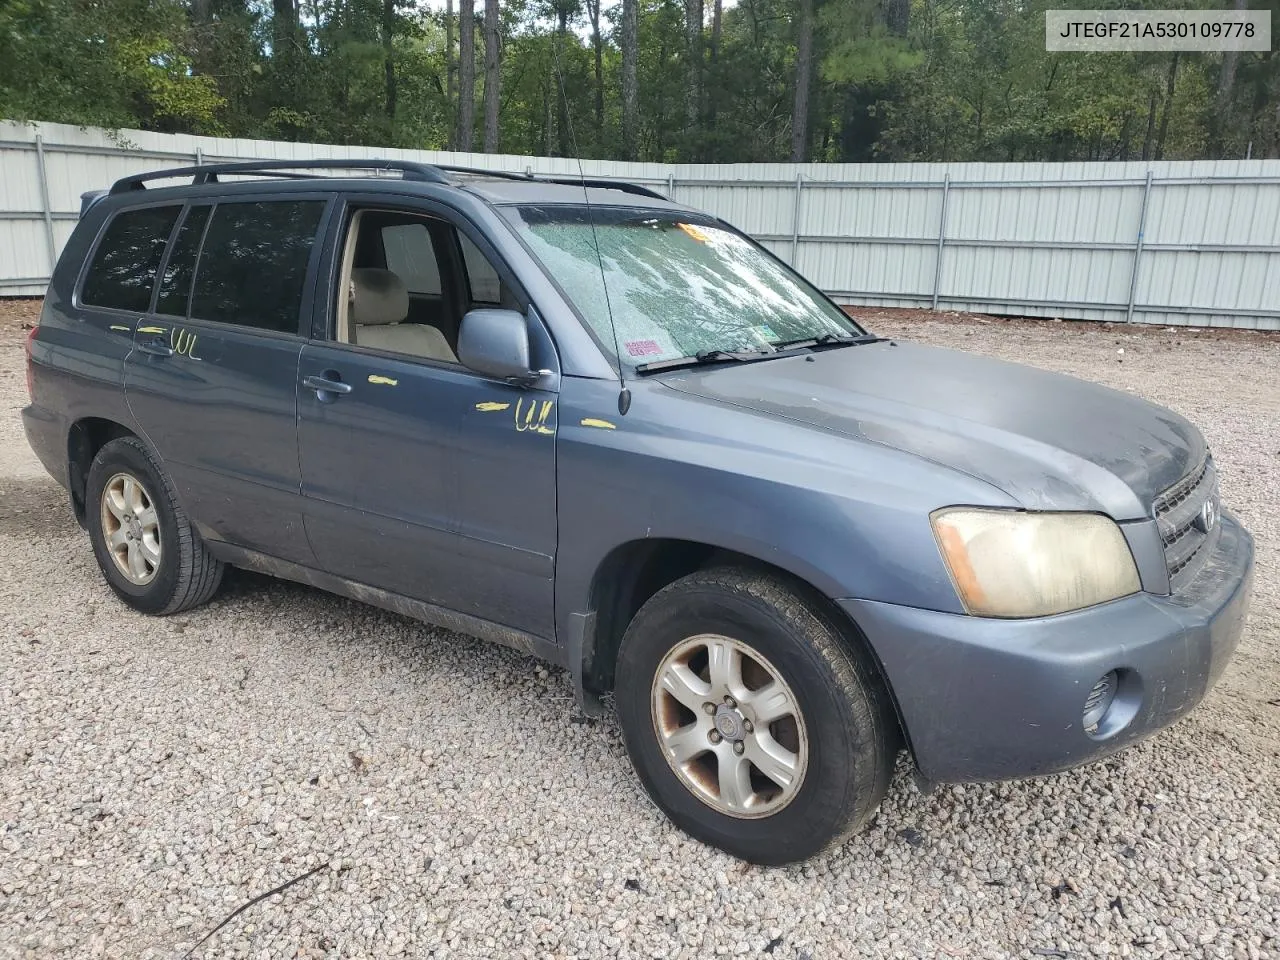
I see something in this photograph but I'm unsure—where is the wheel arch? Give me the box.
[578,537,911,758]
[67,417,138,527]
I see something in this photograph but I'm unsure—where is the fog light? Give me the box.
[1082,671,1118,735]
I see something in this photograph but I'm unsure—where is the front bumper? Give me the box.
[841,510,1254,784]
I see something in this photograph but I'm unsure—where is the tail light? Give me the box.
[25,326,38,400]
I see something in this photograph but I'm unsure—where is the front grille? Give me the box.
[1154,454,1219,592]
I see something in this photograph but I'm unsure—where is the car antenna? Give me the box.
[551,44,631,416]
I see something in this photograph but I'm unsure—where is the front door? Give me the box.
[124,196,329,563]
[297,199,559,639]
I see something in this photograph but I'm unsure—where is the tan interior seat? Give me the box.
[349,267,456,363]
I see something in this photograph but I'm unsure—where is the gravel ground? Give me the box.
[1,298,1278,960]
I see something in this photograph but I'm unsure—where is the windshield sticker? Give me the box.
[677,223,710,243]
[748,324,778,344]
[625,339,662,357]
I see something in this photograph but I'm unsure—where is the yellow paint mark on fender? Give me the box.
[109,324,132,333]
[138,325,165,335]
[475,401,511,412]
[367,375,398,386]
[580,418,617,430]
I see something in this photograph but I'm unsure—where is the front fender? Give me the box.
[552,377,1016,645]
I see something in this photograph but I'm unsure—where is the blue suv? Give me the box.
[22,160,1254,864]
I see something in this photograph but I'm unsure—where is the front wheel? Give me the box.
[615,566,897,864]
[85,436,223,615]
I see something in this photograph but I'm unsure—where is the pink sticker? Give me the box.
[625,339,662,357]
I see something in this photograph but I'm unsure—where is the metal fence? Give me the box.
[4,120,1280,329]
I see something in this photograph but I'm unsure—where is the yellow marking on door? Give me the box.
[475,401,511,412]
[109,324,131,332]
[580,418,617,430]
[515,398,556,435]
[367,374,398,386]
[171,327,201,359]
[138,325,165,335]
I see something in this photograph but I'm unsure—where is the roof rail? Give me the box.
[107,156,670,202]
[108,158,451,194]
[432,164,671,201]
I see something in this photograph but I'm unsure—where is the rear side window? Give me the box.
[190,200,325,333]
[81,205,181,312]
[155,205,211,318]
[382,223,441,295]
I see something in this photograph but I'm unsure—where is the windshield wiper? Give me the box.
[770,332,886,350]
[635,347,775,374]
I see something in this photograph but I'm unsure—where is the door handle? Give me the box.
[302,374,353,399]
[137,338,174,358]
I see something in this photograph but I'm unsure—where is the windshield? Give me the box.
[502,204,864,369]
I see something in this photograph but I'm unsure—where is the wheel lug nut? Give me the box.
[733,741,745,755]
[703,702,716,714]
[743,720,753,733]
[724,696,736,708]
[709,730,722,744]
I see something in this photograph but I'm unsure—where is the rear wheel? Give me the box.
[86,437,223,615]
[615,566,896,864]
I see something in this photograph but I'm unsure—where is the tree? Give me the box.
[383,0,398,123]
[584,0,606,138]
[684,0,703,145]
[3,0,1274,163]
[483,0,501,152]
[459,0,476,150]
[622,0,639,159]
[446,0,456,148]
[791,0,813,161]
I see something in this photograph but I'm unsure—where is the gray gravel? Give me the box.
[1,302,1278,959]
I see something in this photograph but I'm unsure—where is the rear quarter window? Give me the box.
[81,205,182,312]
[189,200,326,333]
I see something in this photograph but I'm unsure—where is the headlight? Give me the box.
[930,508,1140,618]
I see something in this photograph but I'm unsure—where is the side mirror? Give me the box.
[457,308,534,382]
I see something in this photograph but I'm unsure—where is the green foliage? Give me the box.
[1,0,1277,161]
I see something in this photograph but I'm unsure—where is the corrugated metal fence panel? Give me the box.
[3,120,1280,328]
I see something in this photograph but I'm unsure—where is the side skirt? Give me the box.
[208,542,566,668]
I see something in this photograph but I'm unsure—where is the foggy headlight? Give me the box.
[930,508,1141,618]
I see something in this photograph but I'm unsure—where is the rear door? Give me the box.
[123,195,331,562]
[297,196,560,638]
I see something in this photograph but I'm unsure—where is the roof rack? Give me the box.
[109,158,450,194]
[107,157,671,202]
[433,164,670,201]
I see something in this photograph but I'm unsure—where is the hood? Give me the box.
[660,340,1204,519]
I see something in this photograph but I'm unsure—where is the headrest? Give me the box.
[350,268,409,326]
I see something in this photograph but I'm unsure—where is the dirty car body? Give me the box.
[21,160,1254,861]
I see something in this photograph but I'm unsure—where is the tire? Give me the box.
[615,566,896,865]
[85,436,223,615]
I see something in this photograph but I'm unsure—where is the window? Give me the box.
[81,205,181,312]
[460,234,503,305]
[190,200,325,333]
[154,205,211,317]
[381,223,441,295]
